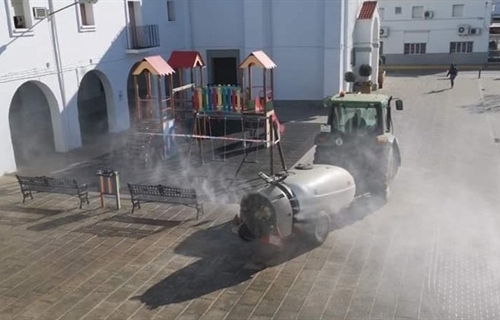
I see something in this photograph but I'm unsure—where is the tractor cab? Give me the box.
[314,92,403,199]
[317,92,402,142]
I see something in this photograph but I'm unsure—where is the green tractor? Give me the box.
[313,92,403,202]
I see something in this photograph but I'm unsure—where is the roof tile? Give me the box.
[359,1,377,20]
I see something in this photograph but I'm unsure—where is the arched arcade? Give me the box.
[77,70,115,145]
[8,81,62,169]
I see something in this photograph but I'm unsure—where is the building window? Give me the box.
[452,4,464,17]
[379,8,385,20]
[412,6,424,18]
[450,41,473,53]
[78,1,95,27]
[9,0,32,29]
[395,7,402,14]
[167,1,175,21]
[404,43,426,55]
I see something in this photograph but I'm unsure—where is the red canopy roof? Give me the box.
[358,1,377,20]
[168,51,205,69]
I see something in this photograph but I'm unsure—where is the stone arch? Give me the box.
[8,80,63,168]
[77,69,115,145]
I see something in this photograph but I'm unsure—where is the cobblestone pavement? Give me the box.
[2,71,500,319]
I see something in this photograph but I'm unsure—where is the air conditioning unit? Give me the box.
[424,11,434,19]
[470,27,482,35]
[457,25,470,36]
[33,7,48,20]
[380,27,389,38]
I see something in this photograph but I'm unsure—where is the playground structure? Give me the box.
[126,55,176,167]
[127,50,286,176]
[166,50,286,177]
[167,51,206,133]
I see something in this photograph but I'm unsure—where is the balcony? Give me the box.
[126,24,160,54]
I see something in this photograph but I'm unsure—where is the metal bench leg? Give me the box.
[21,191,33,204]
[131,201,140,213]
[78,193,89,209]
[196,203,204,220]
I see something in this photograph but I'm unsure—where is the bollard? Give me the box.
[479,67,482,79]
[96,170,121,210]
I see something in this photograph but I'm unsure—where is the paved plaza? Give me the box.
[2,70,500,319]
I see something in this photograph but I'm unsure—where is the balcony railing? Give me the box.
[128,24,160,50]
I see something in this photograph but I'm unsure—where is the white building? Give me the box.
[378,0,494,65]
[489,1,500,59]
[0,0,381,175]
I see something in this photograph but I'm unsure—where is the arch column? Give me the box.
[371,15,380,88]
[353,1,381,87]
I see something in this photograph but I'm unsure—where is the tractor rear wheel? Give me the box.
[372,147,394,203]
[313,147,329,165]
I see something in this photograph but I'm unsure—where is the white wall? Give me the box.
[271,0,326,100]
[338,0,364,92]
[189,1,244,50]
[379,0,492,58]
[0,0,187,175]
[188,0,348,100]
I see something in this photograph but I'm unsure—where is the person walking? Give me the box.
[446,63,458,88]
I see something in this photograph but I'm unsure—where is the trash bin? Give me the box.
[96,169,121,210]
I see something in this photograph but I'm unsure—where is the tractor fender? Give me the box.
[391,138,402,168]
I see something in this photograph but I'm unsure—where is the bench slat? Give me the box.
[26,186,82,195]
[128,184,197,199]
[132,194,198,205]
[127,183,203,218]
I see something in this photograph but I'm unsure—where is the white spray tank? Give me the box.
[238,164,356,244]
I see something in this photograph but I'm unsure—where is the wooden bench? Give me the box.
[15,175,89,209]
[127,183,204,219]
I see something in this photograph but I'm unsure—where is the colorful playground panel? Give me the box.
[193,85,273,113]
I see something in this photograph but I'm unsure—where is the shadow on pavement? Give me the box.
[273,103,327,123]
[74,212,183,239]
[27,209,99,231]
[427,88,451,94]
[0,205,65,216]
[385,70,444,78]
[332,196,385,229]
[136,196,384,309]
[0,205,66,226]
[135,221,320,309]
